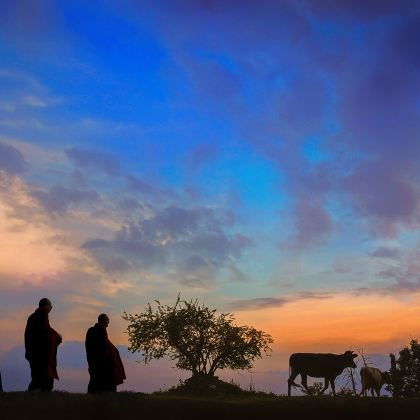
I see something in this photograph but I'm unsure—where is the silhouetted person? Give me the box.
[24,298,62,391]
[85,314,126,393]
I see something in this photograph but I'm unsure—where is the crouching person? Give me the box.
[85,314,126,393]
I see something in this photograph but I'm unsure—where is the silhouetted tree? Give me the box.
[341,347,375,396]
[342,367,357,395]
[389,353,402,398]
[123,296,273,377]
[357,347,373,368]
[387,340,420,397]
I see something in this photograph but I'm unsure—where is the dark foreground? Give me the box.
[1,392,420,420]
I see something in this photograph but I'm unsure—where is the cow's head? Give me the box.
[344,350,358,368]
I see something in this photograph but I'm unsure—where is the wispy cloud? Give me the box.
[230,291,332,311]
[65,148,121,176]
[368,245,400,259]
[0,142,27,174]
[33,185,100,215]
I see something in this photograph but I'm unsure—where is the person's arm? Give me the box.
[96,326,109,366]
[24,318,33,361]
[25,313,49,362]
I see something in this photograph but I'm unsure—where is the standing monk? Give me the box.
[24,298,62,391]
[85,314,126,393]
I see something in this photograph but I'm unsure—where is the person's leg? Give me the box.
[41,374,54,391]
[88,375,99,393]
[28,362,42,391]
[103,379,116,392]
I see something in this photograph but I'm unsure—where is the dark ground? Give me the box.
[1,392,420,420]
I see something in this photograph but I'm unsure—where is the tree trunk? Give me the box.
[349,369,357,396]
[389,353,400,398]
[192,371,214,377]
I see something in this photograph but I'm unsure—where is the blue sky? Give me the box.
[0,0,419,393]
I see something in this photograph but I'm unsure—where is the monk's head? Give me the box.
[98,313,109,328]
[39,298,52,313]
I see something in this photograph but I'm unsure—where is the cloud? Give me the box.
[292,198,333,249]
[118,197,142,212]
[0,172,106,291]
[23,95,48,108]
[33,185,100,214]
[331,8,420,236]
[230,291,331,311]
[131,0,420,246]
[0,69,59,112]
[230,297,291,311]
[0,0,70,60]
[83,231,164,272]
[0,142,27,174]
[0,173,69,284]
[171,255,218,288]
[307,0,418,20]
[342,161,419,236]
[83,205,249,285]
[368,245,400,259]
[65,148,121,176]
[124,174,173,200]
[381,248,420,291]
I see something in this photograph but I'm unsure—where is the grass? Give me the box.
[1,391,420,420]
[153,374,273,397]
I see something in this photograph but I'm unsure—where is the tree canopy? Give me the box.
[389,339,420,397]
[123,296,273,377]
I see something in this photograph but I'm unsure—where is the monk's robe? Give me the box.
[85,323,126,393]
[24,308,62,391]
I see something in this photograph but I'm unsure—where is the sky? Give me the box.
[0,0,419,394]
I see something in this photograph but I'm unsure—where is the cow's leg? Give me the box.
[300,373,311,395]
[375,387,380,397]
[287,369,299,396]
[319,377,329,395]
[329,379,336,396]
[370,388,375,397]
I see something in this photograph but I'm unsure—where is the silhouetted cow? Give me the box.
[287,351,357,396]
[359,366,390,397]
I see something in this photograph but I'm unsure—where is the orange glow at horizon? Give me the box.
[2,291,420,379]
[48,292,420,357]
[233,292,420,368]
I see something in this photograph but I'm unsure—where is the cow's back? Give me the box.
[289,353,345,378]
[360,367,382,388]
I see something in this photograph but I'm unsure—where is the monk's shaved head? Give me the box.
[98,314,109,325]
[39,298,52,308]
